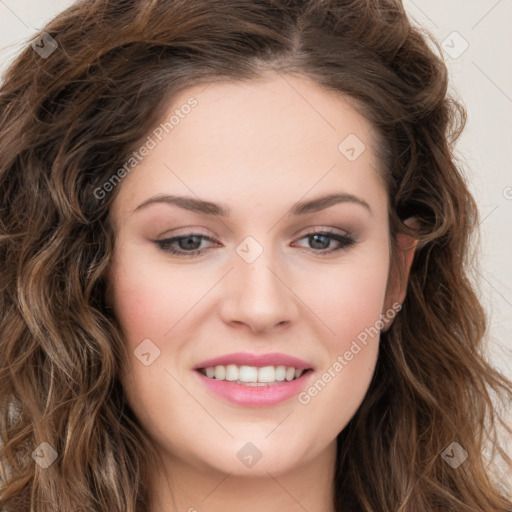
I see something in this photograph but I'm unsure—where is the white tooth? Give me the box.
[239,365,258,383]
[275,365,286,381]
[225,364,239,381]
[285,367,295,381]
[209,364,301,383]
[258,366,276,383]
[214,365,226,380]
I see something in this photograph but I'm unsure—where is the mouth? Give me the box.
[196,364,313,386]
[192,352,315,406]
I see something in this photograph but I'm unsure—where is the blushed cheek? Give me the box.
[314,283,383,429]
[110,261,168,349]
[109,256,203,369]
[311,267,388,350]
[110,269,181,409]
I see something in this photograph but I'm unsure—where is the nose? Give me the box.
[219,243,299,335]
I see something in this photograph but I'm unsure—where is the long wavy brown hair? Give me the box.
[1,1,511,510]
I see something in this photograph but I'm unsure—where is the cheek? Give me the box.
[304,256,390,344]
[295,255,388,428]
[110,277,160,347]
[109,247,195,347]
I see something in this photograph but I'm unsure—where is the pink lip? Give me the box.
[193,352,313,370]
[194,370,314,407]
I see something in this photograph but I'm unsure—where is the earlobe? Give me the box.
[382,217,418,330]
[395,226,418,305]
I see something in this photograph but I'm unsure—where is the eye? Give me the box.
[155,232,216,257]
[291,228,356,256]
[154,227,356,258]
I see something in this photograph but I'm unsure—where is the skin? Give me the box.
[107,71,416,512]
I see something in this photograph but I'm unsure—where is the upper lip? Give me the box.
[193,352,313,370]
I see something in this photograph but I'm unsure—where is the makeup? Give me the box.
[194,367,315,407]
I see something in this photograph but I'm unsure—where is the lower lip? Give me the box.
[194,370,314,407]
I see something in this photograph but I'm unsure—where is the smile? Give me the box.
[197,364,307,385]
[194,366,314,407]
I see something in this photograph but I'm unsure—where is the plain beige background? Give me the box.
[0,1,510,375]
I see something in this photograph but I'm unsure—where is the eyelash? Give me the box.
[154,228,356,258]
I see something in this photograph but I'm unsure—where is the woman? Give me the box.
[1,1,511,511]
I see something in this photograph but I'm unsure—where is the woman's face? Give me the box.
[108,72,408,478]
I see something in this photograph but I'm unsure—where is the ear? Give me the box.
[382,217,418,328]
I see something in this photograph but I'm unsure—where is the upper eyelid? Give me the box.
[157,226,351,242]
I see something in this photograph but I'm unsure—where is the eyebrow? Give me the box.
[133,192,372,216]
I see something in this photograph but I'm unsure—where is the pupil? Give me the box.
[180,235,201,250]
[310,234,329,250]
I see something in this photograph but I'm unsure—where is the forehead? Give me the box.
[167,73,379,165]
[111,73,387,220]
